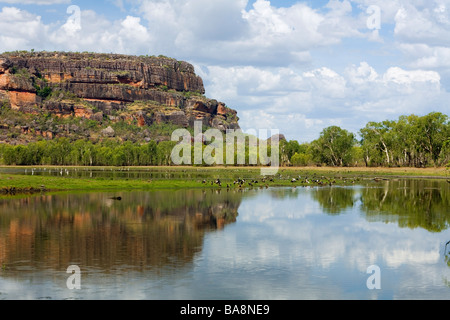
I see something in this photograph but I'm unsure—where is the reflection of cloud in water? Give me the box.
[238,187,446,270]
[1,182,449,300]
[194,187,450,299]
[239,189,320,222]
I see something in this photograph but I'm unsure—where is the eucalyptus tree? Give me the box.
[311,126,356,167]
[416,112,449,166]
[359,120,396,167]
[360,112,449,167]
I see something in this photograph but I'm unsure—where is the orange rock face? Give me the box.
[217,103,228,116]
[0,51,241,135]
[8,91,38,110]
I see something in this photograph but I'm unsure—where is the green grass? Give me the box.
[0,166,448,196]
[0,173,208,193]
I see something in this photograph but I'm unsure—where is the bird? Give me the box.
[110,196,122,201]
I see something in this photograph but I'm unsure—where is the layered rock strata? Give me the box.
[0,51,240,136]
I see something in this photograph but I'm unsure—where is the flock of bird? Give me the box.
[201,174,364,189]
[202,177,271,189]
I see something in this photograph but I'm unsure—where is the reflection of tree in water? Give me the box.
[445,241,450,268]
[360,179,450,233]
[268,188,301,200]
[311,186,356,215]
[0,189,242,273]
[306,179,449,232]
[299,179,449,233]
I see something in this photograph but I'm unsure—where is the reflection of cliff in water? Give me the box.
[0,189,242,273]
[310,179,450,232]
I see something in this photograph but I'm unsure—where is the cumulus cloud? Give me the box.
[350,1,450,74]
[0,0,69,4]
[201,61,447,142]
[395,3,450,47]
[0,5,152,54]
[136,0,375,66]
[0,7,48,51]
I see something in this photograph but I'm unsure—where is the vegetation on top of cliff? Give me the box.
[1,50,195,73]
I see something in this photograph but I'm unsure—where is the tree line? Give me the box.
[0,139,177,167]
[284,112,449,168]
[0,112,448,168]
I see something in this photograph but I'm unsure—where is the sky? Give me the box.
[0,0,449,143]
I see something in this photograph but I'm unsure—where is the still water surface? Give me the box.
[0,179,449,300]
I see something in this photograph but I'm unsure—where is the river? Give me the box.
[0,178,449,300]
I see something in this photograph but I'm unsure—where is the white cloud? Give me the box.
[320,0,365,39]
[398,43,450,71]
[346,61,379,84]
[0,7,48,51]
[394,3,450,46]
[0,0,69,4]
[303,67,348,99]
[351,1,450,71]
[136,0,372,66]
[117,16,152,50]
[383,66,441,85]
[200,61,446,141]
[352,0,403,22]
[0,6,152,55]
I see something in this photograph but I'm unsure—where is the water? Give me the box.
[2,166,264,181]
[0,179,449,300]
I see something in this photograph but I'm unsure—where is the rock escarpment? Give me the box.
[0,51,239,142]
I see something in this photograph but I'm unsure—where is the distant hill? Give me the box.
[0,51,240,144]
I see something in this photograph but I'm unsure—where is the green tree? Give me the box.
[416,112,449,166]
[311,126,356,167]
[284,140,301,163]
[156,141,177,166]
[291,152,312,167]
[360,120,395,167]
[48,138,73,165]
[71,140,95,166]
[95,146,114,166]
[2,145,16,165]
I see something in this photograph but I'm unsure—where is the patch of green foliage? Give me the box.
[34,85,53,99]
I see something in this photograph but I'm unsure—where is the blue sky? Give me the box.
[0,0,449,142]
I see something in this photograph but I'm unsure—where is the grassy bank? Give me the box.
[0,166,448,195]
[276,166,449,178]
[0,172,205,194]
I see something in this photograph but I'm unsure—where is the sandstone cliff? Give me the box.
[0,51,240,143]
